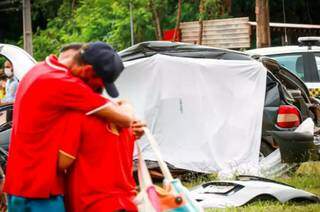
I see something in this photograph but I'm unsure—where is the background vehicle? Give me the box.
[120,41,319,158]
[245,37,320,97]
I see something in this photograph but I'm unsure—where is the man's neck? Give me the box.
[58,58,73,69]
[58,49,79,69]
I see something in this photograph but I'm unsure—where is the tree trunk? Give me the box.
[173,0,182,41]
[72,0,76,11]
[149,0,162,40]
[71,0,77,15]
[224,0,232,14]
[198,0,205,45]
[256,0,270,47]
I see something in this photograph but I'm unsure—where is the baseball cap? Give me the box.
[80,41,124,97]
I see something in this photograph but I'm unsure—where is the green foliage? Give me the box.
[0,57,6,68]
[205,0,229,19]
[32,0,80,59]
[32,0,156,60]
[4,0,320,57]
[31,0,229,60]
[32,0,64,22]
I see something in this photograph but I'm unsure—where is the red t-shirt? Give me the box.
[61,113,137,212]
[4,55,109,198]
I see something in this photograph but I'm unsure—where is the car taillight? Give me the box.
[277,105,301,128]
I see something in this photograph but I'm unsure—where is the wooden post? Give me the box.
[255,0,270,48]
[130,2,134,45]
[224,0,232,14]
[23,0,33,56]
[173,0,182,41]
[221,0,232,15]
[198,0,205,45]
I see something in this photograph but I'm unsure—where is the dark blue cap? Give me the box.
[80,41,124,97]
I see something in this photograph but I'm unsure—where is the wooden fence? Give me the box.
[180,17,251,49]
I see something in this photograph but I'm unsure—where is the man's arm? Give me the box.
[90,101,134,128]
[58,151,76,171]
[49,77,135,128]
[132,120,146,139]
[57,112,83,171]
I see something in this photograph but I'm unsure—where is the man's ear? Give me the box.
[78,64,94,77]
[73,64,93,78]
[82,64,94,72]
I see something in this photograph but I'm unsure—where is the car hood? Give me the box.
[0,44,37,80]
[190,175,320,208]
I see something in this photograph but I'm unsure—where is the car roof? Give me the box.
[120,41,252,61]
[245,45,320,56]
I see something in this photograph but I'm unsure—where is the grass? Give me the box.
[183,162,320,212]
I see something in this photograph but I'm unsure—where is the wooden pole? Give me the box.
[255,0,270,48]
[23,0,33,56]
[130,2,134,45]
[173,0,182,41]
[224,0,232,14]
[198,0,205,45]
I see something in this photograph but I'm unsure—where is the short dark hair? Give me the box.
[73,44,90,66]
[73,51,86,66]
[60,43,84,53]
[60,43,86,66]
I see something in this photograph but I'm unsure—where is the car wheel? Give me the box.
[259,139,274,160]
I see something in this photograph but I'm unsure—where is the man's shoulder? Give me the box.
[18,62,81,94]
[21,62,51,81]
[28,63,81,84]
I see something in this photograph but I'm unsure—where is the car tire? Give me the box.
[260,139,274,160]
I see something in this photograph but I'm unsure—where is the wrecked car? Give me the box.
[119,41,320,160]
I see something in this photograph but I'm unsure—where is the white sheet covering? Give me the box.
[116,54,267,174]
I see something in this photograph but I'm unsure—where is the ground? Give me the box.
[184,162,320,212]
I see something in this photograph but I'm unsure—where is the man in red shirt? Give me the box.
[4,42,136,211]
[60,111,138,212]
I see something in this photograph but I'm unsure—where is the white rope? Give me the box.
[143,127,174,181]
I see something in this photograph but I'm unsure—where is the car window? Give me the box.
[270,54,305,80]
[313,53,320,77]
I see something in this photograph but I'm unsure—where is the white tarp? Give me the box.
[116,54,267,174]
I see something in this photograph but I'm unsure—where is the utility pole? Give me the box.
[282,0,288,45]
[129,2,134,46]
[255,0,270,48]
[23,0,33,55]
